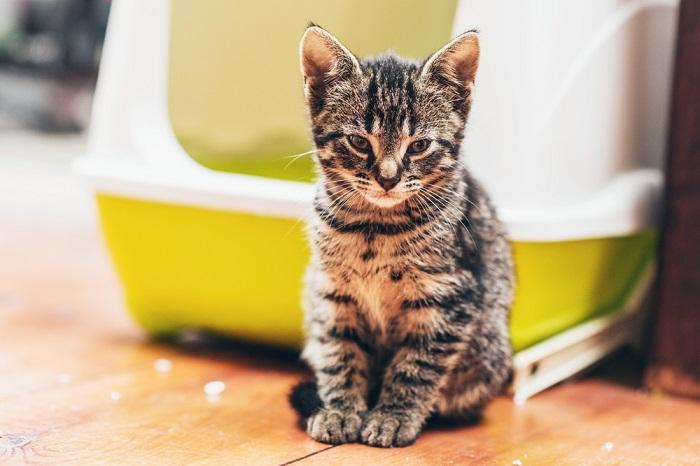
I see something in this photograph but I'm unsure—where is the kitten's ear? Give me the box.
[299,25,361,112]
[421,31,480,98]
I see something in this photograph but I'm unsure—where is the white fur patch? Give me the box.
[379,159,398,179]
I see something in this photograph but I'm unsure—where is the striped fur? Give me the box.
[295,26,514,447]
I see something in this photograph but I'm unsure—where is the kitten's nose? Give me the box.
[375,158,402,191]
[376,173,401,191]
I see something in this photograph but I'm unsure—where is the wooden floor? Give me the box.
[1,151,700,465]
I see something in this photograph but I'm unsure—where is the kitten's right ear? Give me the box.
[299,26,361,112]
[421,30,480,112]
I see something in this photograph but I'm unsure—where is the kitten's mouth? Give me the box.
[363,191,406,208]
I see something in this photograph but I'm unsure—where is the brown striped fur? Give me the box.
[293,26,514,448]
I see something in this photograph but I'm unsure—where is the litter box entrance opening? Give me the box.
[166,0,457,182]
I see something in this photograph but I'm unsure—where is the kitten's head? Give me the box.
[300,25,479,209]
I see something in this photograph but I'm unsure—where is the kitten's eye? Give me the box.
[407,139,431,154]
[348,135,370,152]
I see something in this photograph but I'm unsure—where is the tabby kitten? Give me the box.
[290,26,514,448]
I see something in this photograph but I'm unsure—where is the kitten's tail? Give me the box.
[289,379,322,418]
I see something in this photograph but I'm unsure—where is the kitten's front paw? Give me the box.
[360,410,422,447]
[307,409,364,444]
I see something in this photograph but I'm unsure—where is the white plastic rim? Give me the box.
[75,156,661,242]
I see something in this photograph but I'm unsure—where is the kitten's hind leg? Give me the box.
[436,352,512,423]
[435,382,490,424]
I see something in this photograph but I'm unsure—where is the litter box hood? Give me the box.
[77,0,673,241]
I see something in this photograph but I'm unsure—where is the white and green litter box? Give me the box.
[75,0,678,401]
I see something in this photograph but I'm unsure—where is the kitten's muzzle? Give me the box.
[374,159,403,191]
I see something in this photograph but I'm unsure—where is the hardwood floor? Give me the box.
[1,151,699,464]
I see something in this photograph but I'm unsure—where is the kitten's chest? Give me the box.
[333,234,416,328]
[336,234,404,283]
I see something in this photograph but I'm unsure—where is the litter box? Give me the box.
[76,0,678,400]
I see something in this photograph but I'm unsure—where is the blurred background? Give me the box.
[0,0,109,233]
[0,0,108,132]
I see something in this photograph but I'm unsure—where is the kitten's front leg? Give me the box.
[361,314,463,447]
[303,297,373,444]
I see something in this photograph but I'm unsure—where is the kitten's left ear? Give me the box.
[421,30,480,97]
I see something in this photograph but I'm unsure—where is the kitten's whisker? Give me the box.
[280,149,318,160]
[326,190,360,222]
[281,149,320,171]
[417,188,463,244]
[431,182,486,217]
[422,187,479,249]
[324,183,357,203]
[418,190,456,237]
[408,195,431,231]
[411,193,443,244]
[322,186,358,220]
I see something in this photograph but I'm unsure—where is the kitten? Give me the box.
[289,25,514,448]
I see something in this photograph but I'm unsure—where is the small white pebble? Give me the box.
[57,374,72,384]
[154,358,173,374]
[110,391,122,402]
[204,380,226,397]
[513,460,523,466]
[601,441,614,451]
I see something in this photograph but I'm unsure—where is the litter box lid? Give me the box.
[75,0,664,243]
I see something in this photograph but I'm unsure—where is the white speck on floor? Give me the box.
[110,391,122,402]
[512,460,523,466]
[601,441,614,451]
[0,434,33,450]
[204,380,226,397]
[154,358,173,374]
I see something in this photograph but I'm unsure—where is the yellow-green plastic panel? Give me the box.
[168,0,458,181]
[96,194,657,351]
[510,232,656,349]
